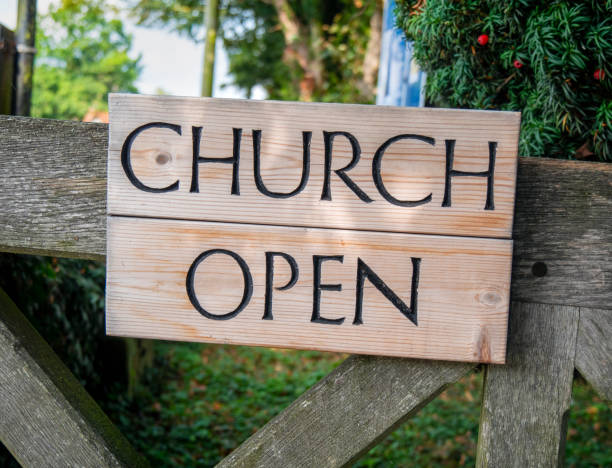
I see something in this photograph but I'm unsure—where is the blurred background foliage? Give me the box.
[106,346,611,467]
[1,0,610,466]
[0,255,118,397]
[129,0,383,102]
[32,0,140,119]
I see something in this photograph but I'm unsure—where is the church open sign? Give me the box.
[106,94,519,363]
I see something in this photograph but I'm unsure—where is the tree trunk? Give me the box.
[201,0,219,97]
[361,0,383,100]
[272,0,324,101]
[14,0,37,116]
[0,25,16,114]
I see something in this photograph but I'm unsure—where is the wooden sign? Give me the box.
[106,94,520,363]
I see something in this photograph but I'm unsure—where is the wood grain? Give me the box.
[0,115,107,260]
[108,94,520,238]
[1,116,609,309]
[0,115,609,466]
[511,157,612,308]
[0,288,148,467]
[575,308,611,402]
[106,216,511,363]
[476,302,579,467]
[217,355,474,468]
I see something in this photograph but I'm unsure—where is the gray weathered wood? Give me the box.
[511,157,612,308]
[0,116,609,467]
[476,302,579,468]
[217,355,474,468]
[1,116,610,308]
[575,308,612,402]
[0,116,107,260]
[0,287,149,467]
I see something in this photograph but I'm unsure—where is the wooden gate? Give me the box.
[0,115,610,467]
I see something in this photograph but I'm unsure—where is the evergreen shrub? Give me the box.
[396,0,611,160]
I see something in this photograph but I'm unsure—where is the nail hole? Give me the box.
[156,153,171,165]
[531,262,547,277]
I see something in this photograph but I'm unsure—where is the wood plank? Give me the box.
[511,157,612,308]
[0,115,107,260]
[0,116,609,306]
[106,216,512,363]
[0,115,608,464]
[108,94,520,238]
[0,287,148,467]
[217,355,474,468]
[476,302,579,467]
[575,308,612,401]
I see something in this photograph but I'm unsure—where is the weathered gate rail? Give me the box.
[0,115,610,466]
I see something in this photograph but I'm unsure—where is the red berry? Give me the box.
[477,34,489,46]
[513,59,523,69]
[594,69,605,80]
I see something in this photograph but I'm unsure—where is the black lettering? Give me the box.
[121,122,181,193]
[190,126,241,194]
[186,249,252,320]
[442,140,497,210]
[321,131,372,203]
[253,130,311,198]
[354,257,420,326]
[263,251,299,320]
[312,255,345,325]
[372,134,434,207]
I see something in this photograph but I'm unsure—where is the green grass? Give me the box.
[105,342,611,467]
[566,381,612,467]
[105,342,345,466]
